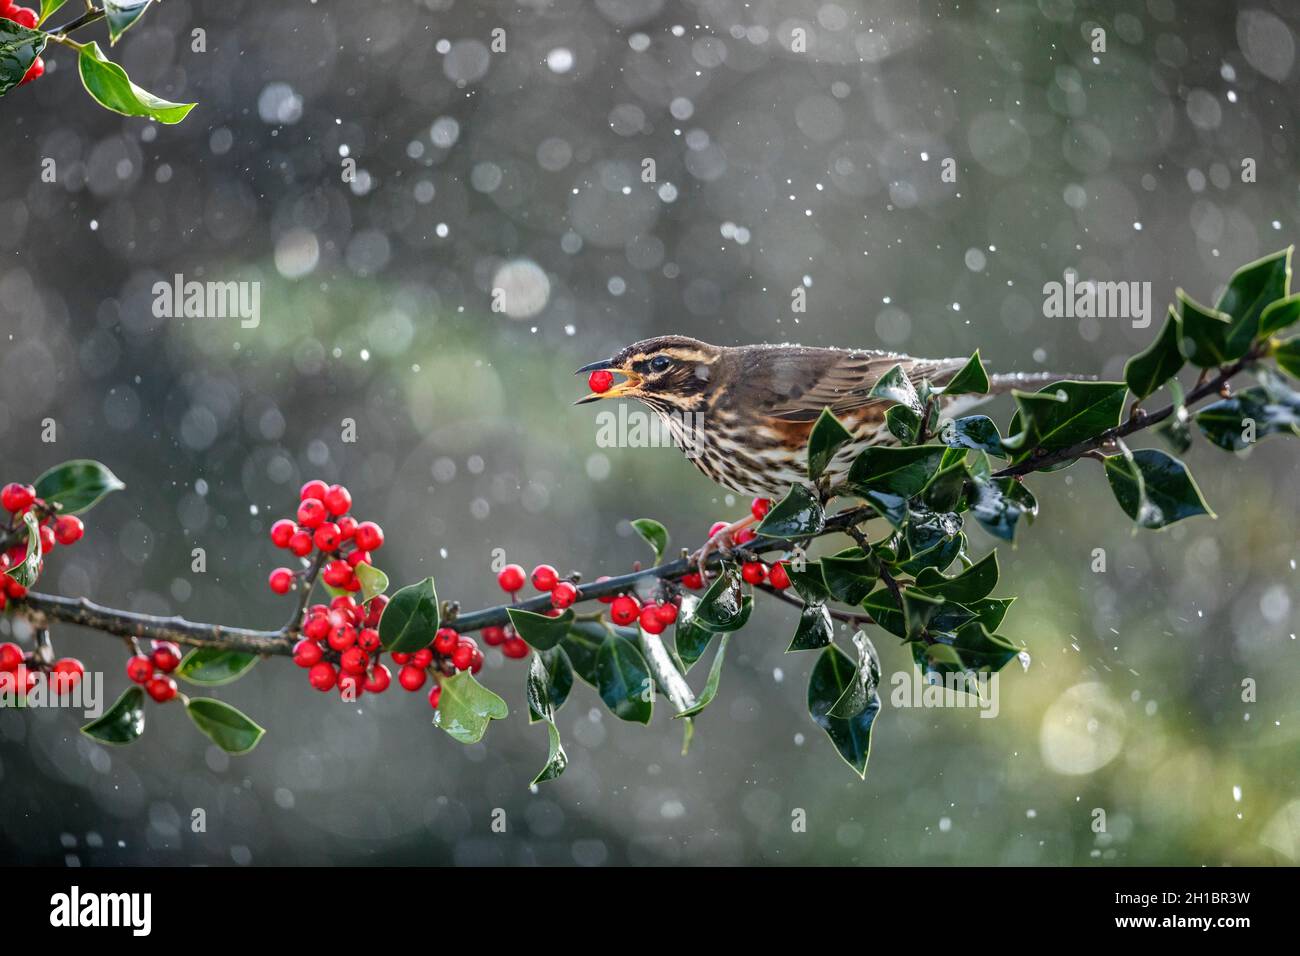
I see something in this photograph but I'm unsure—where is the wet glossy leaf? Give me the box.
[676,634,730,719]
[526,654,568,785]
[79,41,196,124]
[1124,308,1185,400]
[526,646,573,721]
[33,459,125,515]
[827,630,880,720]
[1260,292,1300,338]
[901,588,945,640]
[39,1,70,25]
[5,511,41,587]
[0,20,46,95]
[378,577,439,653]
[1004,381,1127,460]
[808,643,881,779]
[596,631,653,723]
[692,568,749,631]
[176,648,257,686]
[808,407,854,481]
[939,350,990,395]
[185,698,265,755]
[104,0,155,45]
[506,607,574,651]
[921,461,968,513]
[914,622,1021,678]
[81,687,145,745]
[353,562,388,603]
[1104,447,1215,530]
[885,404,922,445]
[867,363,923,414]
[630,518,669,564]
[1274,338,1300,379]
[560,622,607,685]
[789,601,833,652]
[969,477,1037,541]
[1195,387,1299,450]
[820,547,880,605]
[755,484,825,538]
[940,415,1005,457]
[786,562,831,603]
[434,671,509,744]
[673,605,715,672]
[847,445,946,498]
[1215,246,1291,356]
[896,508,964,573]
[914,550,999,603]
[1177,290,1233,368]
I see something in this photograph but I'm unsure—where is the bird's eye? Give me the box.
[650,355,672,373]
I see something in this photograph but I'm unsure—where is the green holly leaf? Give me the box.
[938,350,990,395]
[921,461,968,513]
[560,621,606,685]
[914,550,999,603]
[939,415,1005,457]
[4,511,41,588]
[808,643,881,779]
[81,687,146,745]
[353,562,388,604]
[1216,247,1291,357]
[845,444,946,530]
[788,601,834,652]
[104,0,155,45]
[176,648,257,686]
[1195,387,1299,450]
[1177,290,1233,368]
[1155,378,1194,454]
[378,577,439,653]
[755,484,825,538]
[867,363,924,415]
[827,630,881,720]
[595,631,653,723]
[1003,381,1127,461]
[673,606,715,672]
[807,408,854,482]
[185,698,266,755]
[914,622,1022,680]
[1260,292,1300,339]
[968,476,1037,541]
[434,671,509,744]
[506,607,575,651]
[33,459,125,515]
[894,508,964,572]
[526,654,569,785]
[630,518,669,564]
[78,41,196,124]
[1124,308,1186,400]
[786,562,831,603]
[1103,447,1215,530]
[0,20,46,95]
[690,568,752,632]
[1274,337,1300,379]
[39,1,70,25]
[901,588,945,641]
[819,547,880,605]
[675,633,730,719]
[526,646,573,721]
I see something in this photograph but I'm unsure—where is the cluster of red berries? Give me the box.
[124,640,182,702]
[0,641,84,695]
[1,481,86,607]
[292,593,396,699]
[267,480,384,596]
[496,562,581,611]
[0,4,45,86]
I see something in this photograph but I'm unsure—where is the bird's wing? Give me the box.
[746,347,968,423]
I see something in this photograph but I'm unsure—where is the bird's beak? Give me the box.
[574,360,643,405]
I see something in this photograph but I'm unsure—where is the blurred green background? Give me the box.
[1,0,1297,865]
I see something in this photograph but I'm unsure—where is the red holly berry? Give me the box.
[308,662,338,692]
[269,567,294,594]
[303,615,330,641]
[588,369,614,393]
[638,604,666,634]
[390,651,412,665]
[51,658,84,691]
[322,560,352,588]
[610,594,640,626]
[292,639,323,668]
[337,515,358,541]
[150,641,182,673]
[531,564,559,591]
[428,683,442,709]
[300,479,328,502]
[288,531,314,557]
[470,647,484,674]
[10,6,37,28]
[412,648,434,668]
[38,524,55,554]
[482,625,506,646]
[365,594,388,627]
[1,483,34,513]
[398,664,427,692]
[296,498,326,529]
[681,572,704,590]
[708,521,729,539]
[354,521,384,552]
[364,664,391,693]
[501,637,529,659]
[0,642,24,672]
[741,561,767,585]
[18,55,42,86]
[340,647,369,675]
[357,628,381,654]
[734,528,757,545]
[655,603,678,625]
[269,519,295,548]
[451,640,474,671]
[551,580,578,609]
[497,564,526,593]
[147,675,178,703]
[323,484,352,516]
[327,625,357,652]
[53,515,84,546]
[4,576,27,600]
[337,672,364,699]
[768,561,791,590]
[433,627,458,655]
[125,654,154,683]
[751,497,773,520]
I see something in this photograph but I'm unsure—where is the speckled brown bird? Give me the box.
[576,335,1057,501]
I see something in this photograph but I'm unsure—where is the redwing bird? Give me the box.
[575,335,1058,552]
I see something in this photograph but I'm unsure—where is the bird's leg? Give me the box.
[691,513,759,580]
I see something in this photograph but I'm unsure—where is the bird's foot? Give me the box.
[690,513,758,581]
